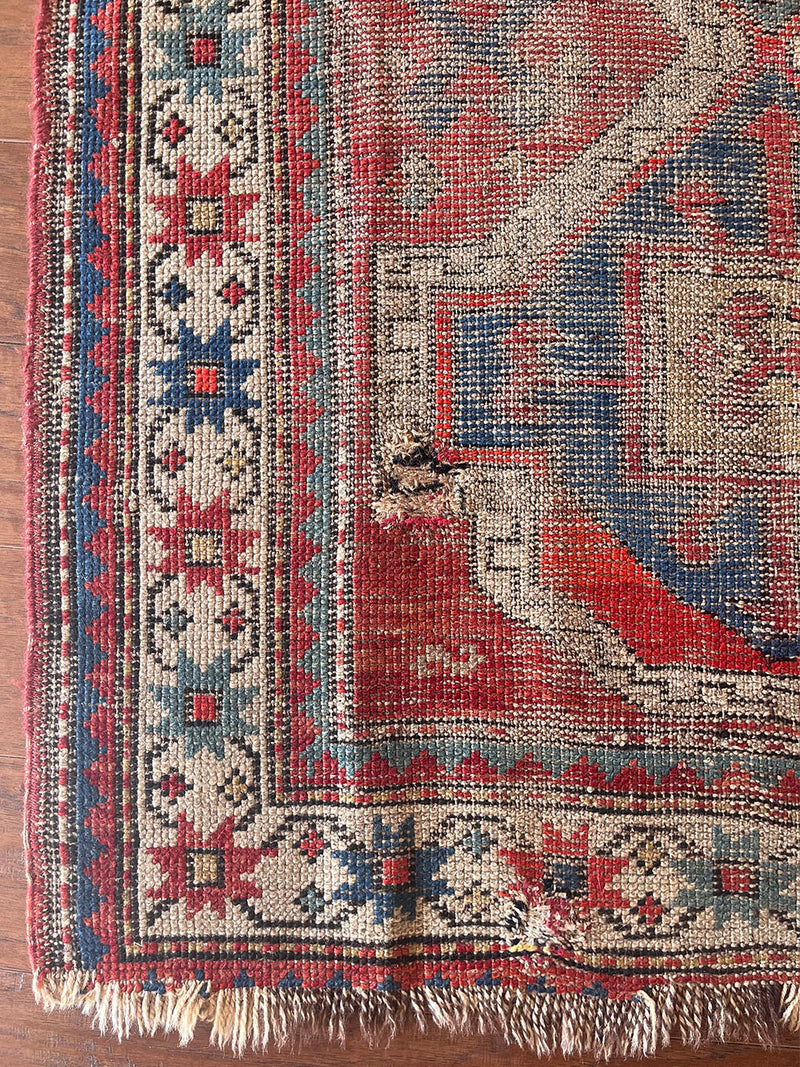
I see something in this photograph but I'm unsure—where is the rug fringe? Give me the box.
[32,972,800,1059]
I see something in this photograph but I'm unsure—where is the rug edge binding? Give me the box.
[23,0,62,979]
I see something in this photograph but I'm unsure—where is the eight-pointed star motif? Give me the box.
[149,158,259,266]
[147,813,266,921]
[148,489,259,594]
[148,649,258,759]
[148,0,255,102]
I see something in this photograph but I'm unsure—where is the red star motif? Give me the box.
[149,158,259,266]
[147,814,266,920]
[148,490,259,593]
[500,823,589,888]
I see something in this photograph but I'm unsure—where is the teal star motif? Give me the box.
[461,829,491,858]
[671,828,777,929]
[148,650,257,758]
[149,0,254,102]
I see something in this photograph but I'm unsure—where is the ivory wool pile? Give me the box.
[24,0,800,1055]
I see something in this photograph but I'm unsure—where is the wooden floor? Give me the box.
[0,0,797,1064]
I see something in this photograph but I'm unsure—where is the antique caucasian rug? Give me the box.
[24,0,800,1056]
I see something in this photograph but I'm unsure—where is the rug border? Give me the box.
[23,0,61,978]
[19,0,800,1054]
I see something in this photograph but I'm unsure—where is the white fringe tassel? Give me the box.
[33,971,800,1060]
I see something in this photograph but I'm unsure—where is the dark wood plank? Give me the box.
[0,249,29,346]
[0,142,30,346]
[0,756,28,972]
[0,345,25,549]
[0,549,25,758]
[0,0,36,143]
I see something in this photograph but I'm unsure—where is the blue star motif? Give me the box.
[331,816,453,925]
[161,278,191,308]
[296,884,326,916]
[149,320,259,433]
